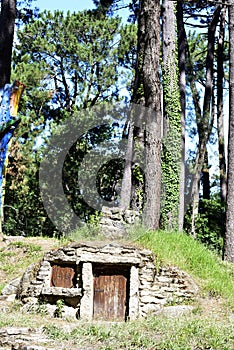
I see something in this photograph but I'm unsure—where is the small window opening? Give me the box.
[50,264,77,288]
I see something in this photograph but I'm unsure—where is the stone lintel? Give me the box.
[78,253,140,265]
[41,287,82,297]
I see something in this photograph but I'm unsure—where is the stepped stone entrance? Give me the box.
[93,264,130,321]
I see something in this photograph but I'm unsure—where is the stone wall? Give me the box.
[14,241,198,320]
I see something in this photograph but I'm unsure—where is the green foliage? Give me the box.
[4,9,136,237]
[184,197,225,254]
[54,299,64,318]
[43,324,69,341]
[15,9,132,111]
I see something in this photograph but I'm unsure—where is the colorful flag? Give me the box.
[0,81,25,219]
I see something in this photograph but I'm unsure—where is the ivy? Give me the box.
[161,50,182,230]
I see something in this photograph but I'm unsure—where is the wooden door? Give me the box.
[93,273,127,320]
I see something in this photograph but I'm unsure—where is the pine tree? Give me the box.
[224,0,234,262]
[0,0,16,88]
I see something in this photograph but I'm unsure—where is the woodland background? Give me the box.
[0,0,234,262]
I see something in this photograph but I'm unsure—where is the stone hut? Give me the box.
[17,241,198,321]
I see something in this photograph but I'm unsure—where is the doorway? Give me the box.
[93,264,130,321]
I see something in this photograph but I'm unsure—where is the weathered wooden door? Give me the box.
[50,265,75,288]
[93,273,127,320]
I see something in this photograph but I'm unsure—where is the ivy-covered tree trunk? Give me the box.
[224,0,234,262]
[161,0,181,230]
[177,0,186,232]
[0,0,16,88]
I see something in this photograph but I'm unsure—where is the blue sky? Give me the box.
[34,0,95,12]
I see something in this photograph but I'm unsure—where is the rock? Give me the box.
[155,305,194,317]
[0,327,50,350]
[60,304,78,319]
[17,263,41,299]
[1,278,21,296]
[99,207,141,238]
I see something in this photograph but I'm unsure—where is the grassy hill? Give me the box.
[0,229,233,349]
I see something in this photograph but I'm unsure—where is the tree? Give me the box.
[186,5,221,236]
[15,10,132,112]
[177,0,186,232]
[95,0,162,230]
[224,0,234,262]
[132,0,162,229]
[4,9,136,236]
[0,0,16,88]
[160,0,181,230]
[217,4,227,204]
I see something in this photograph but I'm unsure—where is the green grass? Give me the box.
[135,228,234,303]
[8,241,42,252]
[68,223,104,241]
[0,241,43,285]
[1,307,233,350]
[43,315,234,350]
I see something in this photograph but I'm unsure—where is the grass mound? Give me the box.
[129,228,234,303]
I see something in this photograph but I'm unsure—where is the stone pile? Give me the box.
[0,327,50,350]
[99,206,141,237]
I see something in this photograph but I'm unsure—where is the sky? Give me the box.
[34,0,95,12]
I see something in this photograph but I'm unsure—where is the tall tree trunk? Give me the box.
[177,0,186,232]
[0,0,16,88]
[217,4,227,203]
[120,0,162,228]
[202,86,215,201]
[161,0,181,230]
[134,0,161,229]
[189,5,221,236]
[224,0,234,262]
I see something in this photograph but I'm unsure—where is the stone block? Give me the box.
[1,278,21,296]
